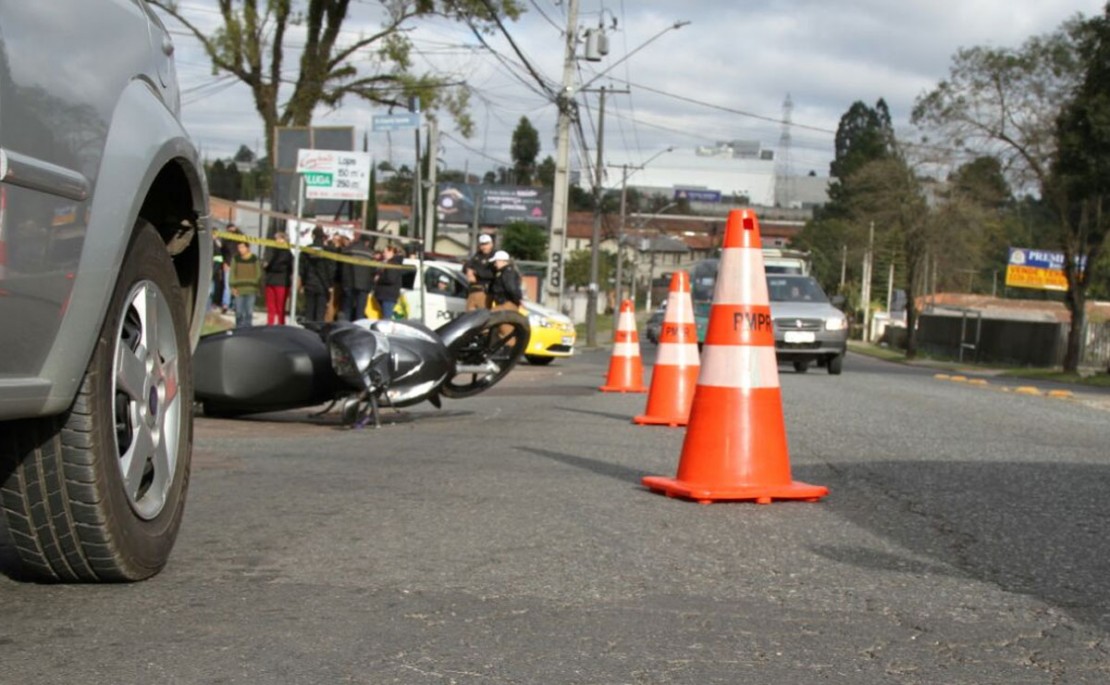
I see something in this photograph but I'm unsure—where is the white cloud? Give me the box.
[161,0,1105,181]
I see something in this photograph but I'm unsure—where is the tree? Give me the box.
[1050,7,1110,369]
[510,117,540,186]
[537,155,556,188]
[798,99,897,293]
[499,221,547,261]
[845,156,930,358]
[150,0,522,161]
[912,15,1099,370]
[233,144,256,165]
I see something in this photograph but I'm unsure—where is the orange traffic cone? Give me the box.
[641,209,828,504]
[599,299,647,393]
[634,271,700,426]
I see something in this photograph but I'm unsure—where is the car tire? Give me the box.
[526,355,555,366]
[793,361,809,373]
[827,353,844,375]
[0,224,192,582]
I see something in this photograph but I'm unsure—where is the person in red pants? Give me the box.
[262,232,293,325]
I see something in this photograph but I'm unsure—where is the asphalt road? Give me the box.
[2,348,1109,684]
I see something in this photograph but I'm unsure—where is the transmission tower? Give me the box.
[776,93,795,208]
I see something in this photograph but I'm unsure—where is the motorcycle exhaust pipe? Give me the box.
[454,361,500,375]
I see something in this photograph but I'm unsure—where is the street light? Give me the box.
[613,147,673,317]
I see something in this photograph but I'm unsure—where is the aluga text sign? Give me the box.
[295,149,372,200]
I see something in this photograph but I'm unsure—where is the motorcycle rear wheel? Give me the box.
[441,311,529,399]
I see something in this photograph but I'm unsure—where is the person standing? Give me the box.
[372,243,405,320]
[299,226,335,323]
[229,240,262,328]
[262,232,293,325]
[488,250,523,312]
[464,233,495,311]
[344,235,378,320]
[220,223,243,313]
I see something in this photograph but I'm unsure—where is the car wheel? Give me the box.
[526,355,555,366]
[793,360,809,373]
[0,224,192,582]
[827,353,844,375]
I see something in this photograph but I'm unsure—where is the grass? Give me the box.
[848,340,1110,387]
[996,367,1110,388]
[201,311,233,336]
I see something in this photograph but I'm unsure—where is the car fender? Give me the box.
[35,78,207,416]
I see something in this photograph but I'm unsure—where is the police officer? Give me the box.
[488,250,523,312]
[464,233,495,310]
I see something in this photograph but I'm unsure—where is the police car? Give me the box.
[398,258,575,364]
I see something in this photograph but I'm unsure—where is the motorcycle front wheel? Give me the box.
[441,311,529,399]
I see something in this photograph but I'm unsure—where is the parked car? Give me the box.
[644,303,666,344]
[519,299,575,365]
[767,275,848,374]
[690,259,847,374]
[0,2,210,581]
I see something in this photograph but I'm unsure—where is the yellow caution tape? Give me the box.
[213,230,412,270]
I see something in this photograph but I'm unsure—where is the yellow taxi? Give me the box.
[518,300,576,365]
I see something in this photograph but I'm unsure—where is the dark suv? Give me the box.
[0,2,210,581]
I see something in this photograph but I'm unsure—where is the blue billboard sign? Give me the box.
[372,113,422,132]
[674,188,721,203]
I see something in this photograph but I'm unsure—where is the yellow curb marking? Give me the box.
[934,373,951,380]
[1014,386,1042,396]
[950,375,968,382]
[1047,389,1074,399]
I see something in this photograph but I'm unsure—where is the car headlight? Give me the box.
[528,314,553,328]
[825,316,848,331]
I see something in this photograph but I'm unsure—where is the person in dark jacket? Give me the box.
[372,243,405,320]
[488,250,523,311]
[262,232,293,325]
[344,235,378,320]
[299,226,336,323]
[464,233,495,311]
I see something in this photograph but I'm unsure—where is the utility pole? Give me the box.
[584,86,627,347]
[423,117,439,254]
[410,97,422,252]
[860,221,875,342]
[614,163,629,330]
[544,0,580,313]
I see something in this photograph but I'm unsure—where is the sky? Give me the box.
[158,0,1107,190]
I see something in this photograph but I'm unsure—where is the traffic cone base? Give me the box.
[641,475,828,505]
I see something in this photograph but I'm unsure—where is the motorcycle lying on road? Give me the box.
[193,309,530,428]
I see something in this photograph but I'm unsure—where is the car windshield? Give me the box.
[767,276,829,303]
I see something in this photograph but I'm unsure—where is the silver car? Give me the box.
[768,275,849,374]
[0,2,210,581]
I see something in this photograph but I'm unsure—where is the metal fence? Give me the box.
[1082,321,1110,368]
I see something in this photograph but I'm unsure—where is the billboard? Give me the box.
[436,183,551,227]
[1004,247,1085,291]
[273,126,355,216]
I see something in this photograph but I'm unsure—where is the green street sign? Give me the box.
[303,172,333,187]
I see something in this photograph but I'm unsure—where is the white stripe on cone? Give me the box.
[665,291,694,321]
[618,310,638,332]
[698,344,780,389]
[656,342,701,366]
[612,341,642,357]
[711,247,769,306]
